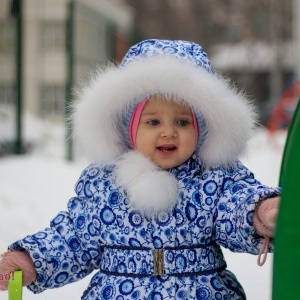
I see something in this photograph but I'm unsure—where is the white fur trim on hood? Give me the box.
[72,56,256,167]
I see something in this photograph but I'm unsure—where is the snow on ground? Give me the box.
[0,115,286,300]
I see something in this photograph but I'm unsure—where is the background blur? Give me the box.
[0,0,299,159]
[0,1,299,300]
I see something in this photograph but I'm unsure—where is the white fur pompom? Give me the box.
[114,151,179,216]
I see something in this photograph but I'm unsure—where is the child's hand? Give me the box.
[0,250,36,290]
[253,196,280,237]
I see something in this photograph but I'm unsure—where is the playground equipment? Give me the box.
[273,99,300,299]
[8,270,22,300]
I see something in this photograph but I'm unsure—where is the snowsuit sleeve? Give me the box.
[8,164,104,294]
[214,161,280,254]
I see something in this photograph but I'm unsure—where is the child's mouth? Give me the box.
[157,145,177,153]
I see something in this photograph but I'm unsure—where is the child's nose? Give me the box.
[161,124,177,138]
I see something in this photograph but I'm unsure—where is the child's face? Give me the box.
[136,96,197,169]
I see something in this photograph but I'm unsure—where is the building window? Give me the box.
[40,21,65,52]
[0,20,16,53]
[0,84,15,147]
[0,83,15,104]
[40,84,65,116]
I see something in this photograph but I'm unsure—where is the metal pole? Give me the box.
[269,0,283,106]
[106,22,116,61]
[11,0,23,154]
[65,0,74,161]
[293,0,300,80]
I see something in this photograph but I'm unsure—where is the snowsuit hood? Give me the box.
[72,39,257,215]
[73,39,256,167]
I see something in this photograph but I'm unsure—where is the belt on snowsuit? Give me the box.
[99,242,227,277]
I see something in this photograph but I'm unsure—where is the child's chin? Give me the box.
[156,161,180,170]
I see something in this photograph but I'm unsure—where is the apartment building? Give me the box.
[0,0,134,120]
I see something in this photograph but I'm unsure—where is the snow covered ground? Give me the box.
[0,114,286,300]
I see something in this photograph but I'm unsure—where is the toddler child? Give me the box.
[0,39,280,300]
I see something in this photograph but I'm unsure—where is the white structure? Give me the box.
[210,41,295,72]
[0,0,134,120]
[209,40,296,117]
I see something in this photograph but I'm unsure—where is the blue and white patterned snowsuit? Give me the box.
[10,157,279,299]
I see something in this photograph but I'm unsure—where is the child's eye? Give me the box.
[177,119,190,126]
[147,119,160,126]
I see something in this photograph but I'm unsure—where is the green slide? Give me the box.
[273,99,300,299]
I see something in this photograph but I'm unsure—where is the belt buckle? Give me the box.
[153,249,164,276]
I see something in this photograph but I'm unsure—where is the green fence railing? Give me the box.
[0,0,23,156]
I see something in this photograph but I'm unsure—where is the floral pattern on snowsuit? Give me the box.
[10,157,280,300]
